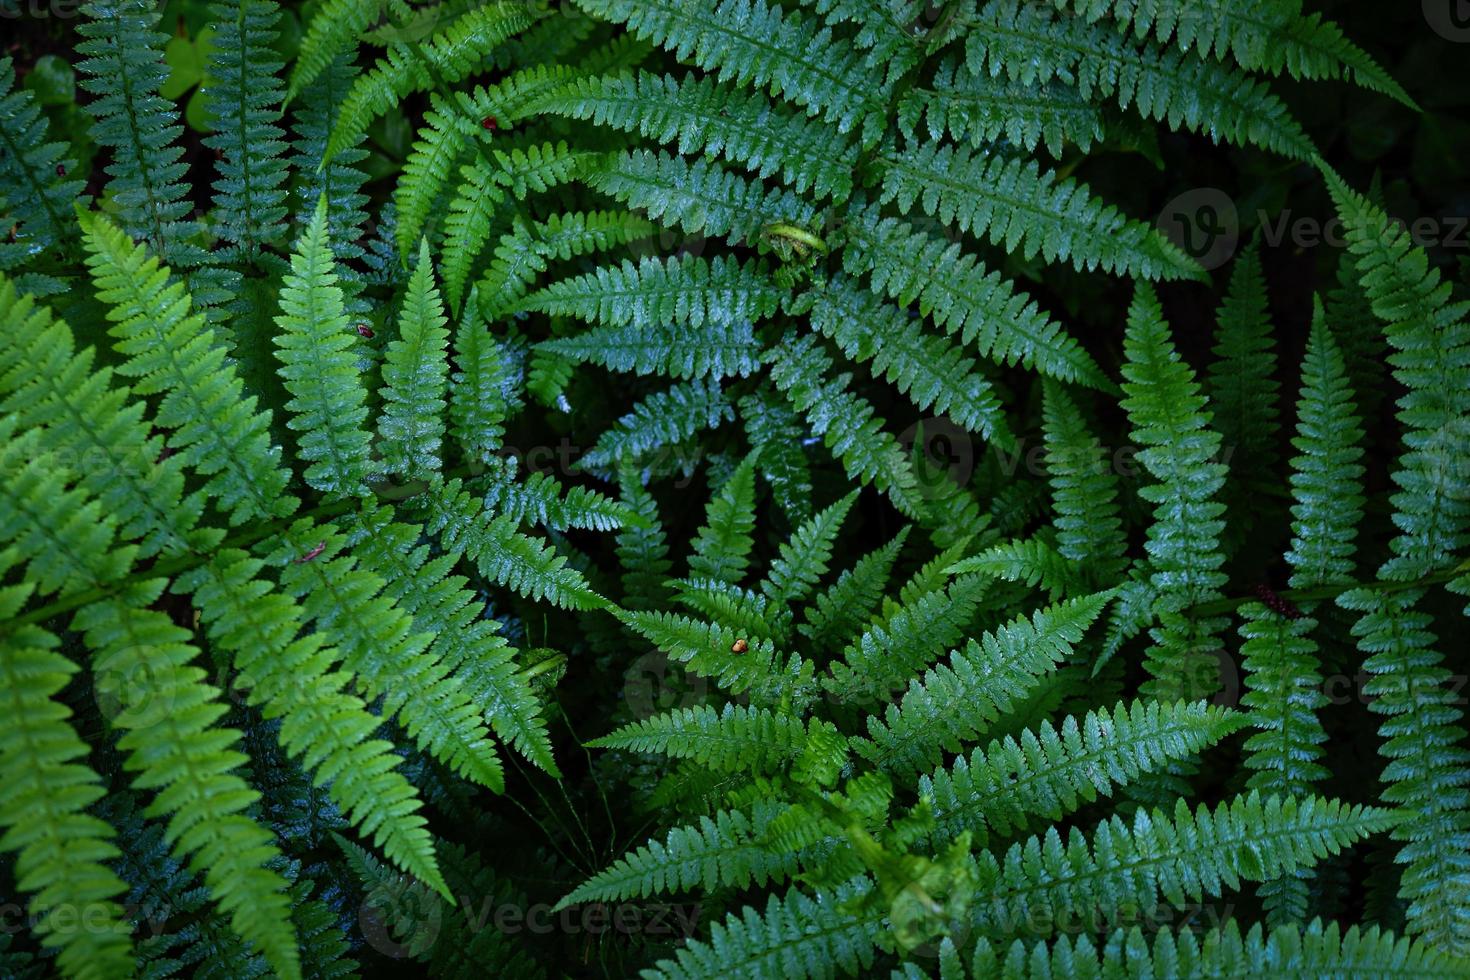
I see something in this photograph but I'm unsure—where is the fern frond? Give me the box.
[1050,0,1416,108]
[645,877,882,980]
[77,209,291,523]
[1238,605,1329,797]
[77,0,204,268]
[858,591,1113,775]
[273,524,506,793]
[617,470,674,612]
[839,205,1110,389]
[1041,381,1127,585]
[761,491,857,606]
[1120,283,1228,700]
[0,431,300,978]
[203,0,291,258]
[588,150,819,246]
[274,198,375,497]
[1338,587,1470,955]
[448,295,519,463]
[970,791,1396,938]
[0,279,201,559]
[811,0,924,83]
[687,458,758,584]
[965,0,1316,158]
[590,704,846,775]
[556,802,799,908]
[473,209,656,318]
[1236,600,1328,923]
[921,700,1244,845]
[482,455,637,532]
[616,609,816,705]
[0,58,83,262]
[1324,168,1470,581]
[541,320,764,382]
[900,58,1106,156]
[765,334,924,519]
[1285,304,1366,590]
[960,920,1468,978]
[877,141,1199,281]
[345,504,558,774]
[290,54,371,266]
[741,389,815,522]
[288,0,384,98]
[182,549,448,897]
[1206,243,1281,474]
[379,238,451,480]
[399,62,586,256]
[537,71,859,199]
[325,1,540,161]
[799,528,908,653]
[0,572,132,979]
[423,478,610,610]
[572,0,889,138]
[524,254,783,328]
[581,378,735,472]
[672,577,786,643]
[949,537,1078,600]
[804,278,1011,443]
[827,574,990,707]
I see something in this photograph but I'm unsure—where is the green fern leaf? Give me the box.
[803,278,1011,443]
[524,254,784,328]
[556,802,800,908]
[203,0,291,258]
[921,700,1245,845]
[1050,0,1416,108]
[965,0,1316,158]
[379,238,451,480]
[288,0,384,98]
[960,920,1468,978]
[1324,167,1470,581]
[0,58,84,263]
[1120,283,1229,700]
[588,150,818,246]
[77,209,292,523]
[645,877,882,980]
[839,204,1111,389]
[572,0,889,137]
[424,478,610,610]
[0,571,132,979]
[858,591,1113,775]
[877,141,1200,281]
[274,198,375,497]
[1338,587,1470,955]
[536,71,859,199]
[1041,381,1128,585]
[970,791,1396,939]
[325,1,540,161]
[765,334,924,519]
[581,378,735,473]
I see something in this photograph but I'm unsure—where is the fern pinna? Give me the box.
[0,0,1467,977]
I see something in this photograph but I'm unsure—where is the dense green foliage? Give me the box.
[1,0,1468,977]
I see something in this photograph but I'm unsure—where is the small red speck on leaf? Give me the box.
[482,116,498,131]
[1255,584,1303,620]
[295,542,327,564]
[355,323,374,339]
[731,638,749,654]
[55,164,65,176]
